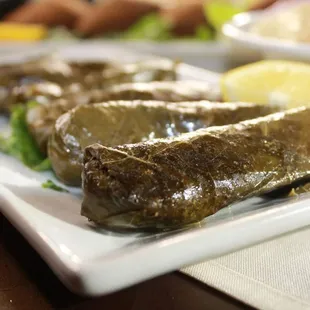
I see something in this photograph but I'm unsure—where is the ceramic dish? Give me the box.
[1,43,310,297]
[222,11,310,63]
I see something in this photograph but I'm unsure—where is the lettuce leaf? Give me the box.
[0,103,51,171]
[33,158,52,172]
[204,2,244,31]
[195,24,214,41]
[42,179,68,192]
[123,13,215,41]
[122,13,173,41]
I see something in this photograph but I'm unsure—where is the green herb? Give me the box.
[204,2,244,31]
[0,135,11,154]
[195,24,214,41]
[26,100,40,109]
[0,102,51,171]
[33,158,52,171]
[42,179,69,192]
[123,13,173,41]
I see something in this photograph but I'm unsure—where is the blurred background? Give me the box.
[0,0,278,70]
[0,0,277,40]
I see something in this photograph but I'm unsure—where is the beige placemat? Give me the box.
[181,226,310,310]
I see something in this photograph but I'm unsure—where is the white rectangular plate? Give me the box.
[1,43,310,297]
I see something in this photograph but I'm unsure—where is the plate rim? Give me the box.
[222,11,310,58]
[2,175,310,296]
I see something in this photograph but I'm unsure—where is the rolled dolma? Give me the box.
[0,65,83,113]
[27,81,221,152]
[81,107,310,230]
[0,58,178,112]
[60,59,179,90]
[0,57,78,112]
[93,81,221,102]
[0,56,73,79]
[0,56,114,80]
[94,58,179,86]
[48,100,278,186]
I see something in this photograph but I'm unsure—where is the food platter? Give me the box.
[1,43,310,297]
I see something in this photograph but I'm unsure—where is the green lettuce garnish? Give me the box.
[123,13,173,41]
[204,2,244,31]
[0,103,51,171]
[33,158,52,172]
[42,179,68,192]
[195,24,214,41]
[123,13,214,41]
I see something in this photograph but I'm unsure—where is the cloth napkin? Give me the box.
[181,226,310,310]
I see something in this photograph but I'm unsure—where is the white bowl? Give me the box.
[222,11,310,63]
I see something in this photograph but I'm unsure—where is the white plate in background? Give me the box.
[222,11,310,63]
[0,39,234,72]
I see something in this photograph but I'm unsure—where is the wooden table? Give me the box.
[0,213,254,310]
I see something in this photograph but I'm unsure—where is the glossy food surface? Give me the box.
[48,101,278,186]
[81,107,310,230]
[26,81,221,152]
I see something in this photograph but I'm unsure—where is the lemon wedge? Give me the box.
[0,23,47,41]
[221,60,310,109]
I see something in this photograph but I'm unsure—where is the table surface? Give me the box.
[0,212,255,310]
